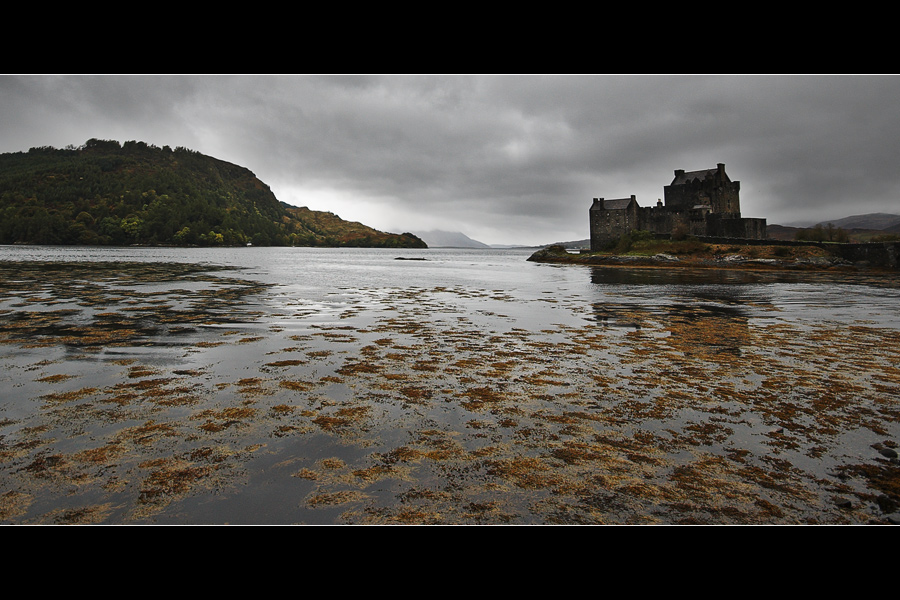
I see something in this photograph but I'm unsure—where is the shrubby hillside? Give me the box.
[0,139,426,248]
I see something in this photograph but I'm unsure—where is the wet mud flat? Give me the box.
[1,260,899,524]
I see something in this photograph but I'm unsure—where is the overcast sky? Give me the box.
[2,74,899,245]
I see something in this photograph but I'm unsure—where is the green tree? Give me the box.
[120,215,144,241]
[173,226,193,245]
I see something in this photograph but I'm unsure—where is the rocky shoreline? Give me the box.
[527,244,892,272]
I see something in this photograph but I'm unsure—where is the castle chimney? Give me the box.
[717,163,725,174]
[674,169,685,177]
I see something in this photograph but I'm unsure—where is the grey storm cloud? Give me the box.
[2,74,899,245]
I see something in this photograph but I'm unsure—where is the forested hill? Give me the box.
[0,139,426,248]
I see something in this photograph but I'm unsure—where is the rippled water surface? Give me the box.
[1,245,898,524]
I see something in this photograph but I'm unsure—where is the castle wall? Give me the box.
[641,206,687,236]
[834,240,900,267]
[590,198,639,250]
[705,215,767,239]
[663,182,703,210]
[590,204,767,247]
[589,211,618,249]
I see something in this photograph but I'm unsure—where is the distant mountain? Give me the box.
[549,239,590,249]
[0,139,426,248]
[814,213,900,230]
[765,224,802,241]
[769,213,900,242]
[411,230,491,248]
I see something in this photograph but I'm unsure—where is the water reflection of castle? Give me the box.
[589,269,756,361]
[589,164,767,251]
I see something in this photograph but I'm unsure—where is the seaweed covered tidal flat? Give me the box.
[1,246,899,524]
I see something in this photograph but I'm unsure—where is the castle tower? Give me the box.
[664,163,741,216]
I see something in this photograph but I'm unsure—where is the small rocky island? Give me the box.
[528,239,898,271]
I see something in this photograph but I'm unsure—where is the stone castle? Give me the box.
[589,163,767,251]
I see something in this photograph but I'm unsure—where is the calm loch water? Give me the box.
[1,245,898,524]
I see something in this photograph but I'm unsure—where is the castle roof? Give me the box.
[591,197,636,211]
[671,168,718,185]
[671,164,731,186]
